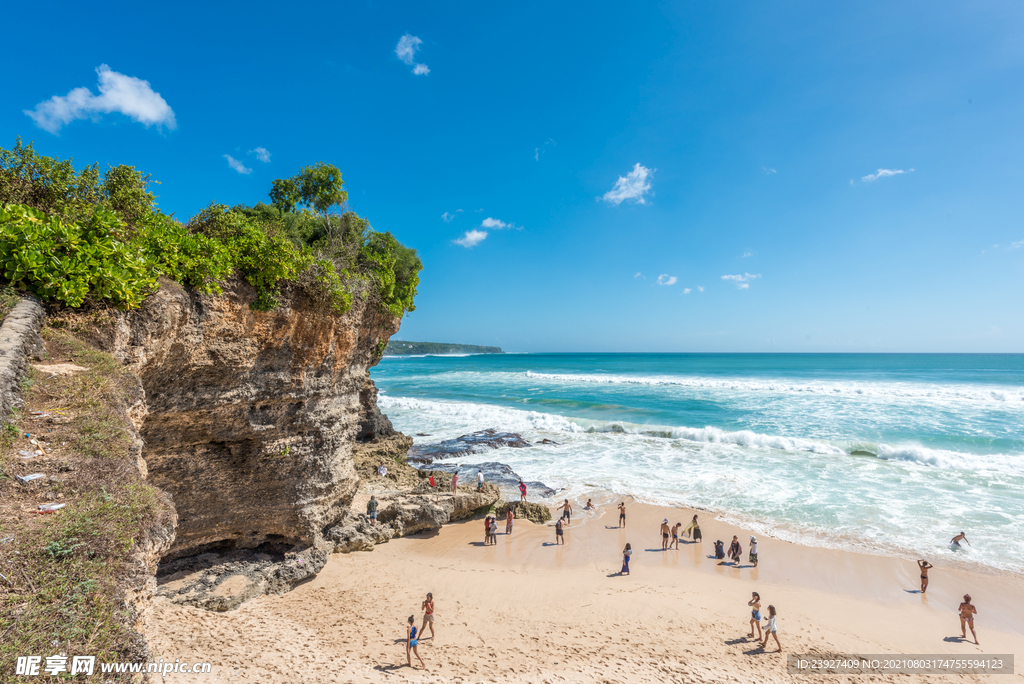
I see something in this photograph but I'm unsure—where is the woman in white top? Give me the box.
[761,605,781,652]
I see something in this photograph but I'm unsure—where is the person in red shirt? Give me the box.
[518,480,527,501]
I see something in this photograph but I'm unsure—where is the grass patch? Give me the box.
[0,285,19,322]
[0,325,170,680]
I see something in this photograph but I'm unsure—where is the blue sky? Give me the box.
[4,1,1023,352]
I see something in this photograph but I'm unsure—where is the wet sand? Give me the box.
[148,500,1024,683]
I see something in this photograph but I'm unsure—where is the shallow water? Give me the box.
[372,353,1024,573]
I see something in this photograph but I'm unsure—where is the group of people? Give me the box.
[746,592,782,652]
[483,509,515,544]
[404,593,436,669]
[710,534,758,567]
[659,515,704,550]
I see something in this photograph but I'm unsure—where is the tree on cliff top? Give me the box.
[269,162,348,238]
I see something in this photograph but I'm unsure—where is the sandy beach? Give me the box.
[147,497,1024,683]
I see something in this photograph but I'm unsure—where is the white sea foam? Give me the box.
[524,371,1024,405]
[379,395,1020,474]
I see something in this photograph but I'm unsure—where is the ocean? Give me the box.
[371,353,1024,574]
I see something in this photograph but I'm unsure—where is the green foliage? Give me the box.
[44,537,86,559]
[0,140,419,318]
[0,204,156,308]
[360,231,421,316]
[0,137,156,228]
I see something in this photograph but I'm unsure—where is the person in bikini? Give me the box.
[406,615,426,668]
[660,519,671,550]
[958,594,978,644]
[618,502,626,528]
[420,593,436,641]
[747,592,763,640]
[917,559,933,593]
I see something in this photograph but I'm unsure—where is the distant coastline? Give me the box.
[383,340,504,356]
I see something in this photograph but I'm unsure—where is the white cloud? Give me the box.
[657,274,677,286]
[224,155,252,175]
[535,148,540,161]
[742,250,754,258]
[682,288,692,294]
[251,147,271,163]
[24,64,176,134]
[442,210,463,223]
[698,286,704,292]
[721,273,761,289]
[481,217,521,230]
[634,272,643,279]
[601,163,654,205]
[861,168,909,183]
[1010,239,1024,250]
[396,34,429,75]
[762,167,777,175]
[454,229,487,248]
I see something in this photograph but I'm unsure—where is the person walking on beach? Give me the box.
[519,480,527,501]
[367,495,378,526]
[555,516,565,544]
[660,519,671,550]
[729,536,742,565]
[477,470,484,490]
[917,560,933,593]
[749,536,759,567]
[618,502,626,528]
[406,615,426,668]
[747,592,763,640]
[451,472,459,494]
[621,543,632,575]
[692,518,702,543]
[959,594,979,644]
[559,499,573,525]
[760,605,781,652]
[671,522,681,550]
[420,593,436,641]
[684,515,699,539]
[951,532,970,550]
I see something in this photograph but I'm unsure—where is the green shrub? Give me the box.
[0,204,156,308]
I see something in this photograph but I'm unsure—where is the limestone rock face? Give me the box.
[108,278,401,559]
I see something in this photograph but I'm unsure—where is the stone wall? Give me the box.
[0,298,44,421]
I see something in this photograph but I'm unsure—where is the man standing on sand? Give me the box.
[660,519,671,550]
[367,495,378,525]
[559,499,573,525]
[917,559,933,593]
[555,516,565,545]
[951,532,970,550]
[519,480,527,501]
[451,472,459,494]
[959,594,978,644]
[670,522,681,550]
[618,502,626,528]
[477,470,484,491]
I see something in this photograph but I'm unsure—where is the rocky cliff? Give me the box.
[95,276,402,561]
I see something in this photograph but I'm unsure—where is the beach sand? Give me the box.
[148,499,1024,683]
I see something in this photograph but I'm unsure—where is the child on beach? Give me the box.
[959,594,979,644]
[560,499,572,524]
[749,536,758,567]
[622,543,632,575]
[406,615,426,668]
[918,559,933,593]
[747,592,762,640]
[671,522,681,549]
[555,517,565,545]
[484,516,492,545]
[506,509,514,536]
[760,605,781,652]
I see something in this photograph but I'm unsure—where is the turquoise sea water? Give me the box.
[372,353,1024,573]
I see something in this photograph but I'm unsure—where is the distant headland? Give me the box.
[383,340,504,356]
